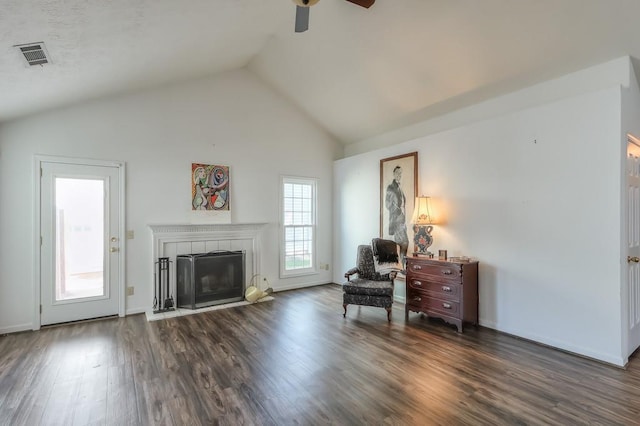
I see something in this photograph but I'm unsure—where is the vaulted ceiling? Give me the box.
[2,0,640,144]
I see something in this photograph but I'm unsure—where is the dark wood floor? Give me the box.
[1,284,639,425]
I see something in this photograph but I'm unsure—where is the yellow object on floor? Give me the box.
[245,286,273,303]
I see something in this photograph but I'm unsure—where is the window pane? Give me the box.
[284,184,293,197]
[282,178,316,273]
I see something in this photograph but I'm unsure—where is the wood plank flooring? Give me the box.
[1,284,639,425]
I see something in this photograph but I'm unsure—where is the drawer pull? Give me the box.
[414,280,422,286]
[413,265,422,270]
[414,297,422,302]
[443,303,452,309]
[441,286,451,292]
[442,270,453,275]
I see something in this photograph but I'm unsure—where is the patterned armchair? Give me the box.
[343,242,399,322]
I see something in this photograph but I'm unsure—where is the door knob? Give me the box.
[110,247,119,253]
[110,237,118,242]
[628,256,639,263]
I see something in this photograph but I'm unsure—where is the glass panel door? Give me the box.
[55,178,105,301]
[40,161,121,326]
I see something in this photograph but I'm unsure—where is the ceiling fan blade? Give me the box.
[295,6,310,32]
[345,0,375,8]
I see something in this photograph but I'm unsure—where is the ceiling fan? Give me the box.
[292,0,375,33]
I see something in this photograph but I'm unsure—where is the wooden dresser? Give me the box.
[405,256,479,332]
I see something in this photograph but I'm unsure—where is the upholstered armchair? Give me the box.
[342,240,400,322]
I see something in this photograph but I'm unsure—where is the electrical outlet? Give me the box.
[324,264,330,270]
[126,286,134,296]
[126,230,135,239]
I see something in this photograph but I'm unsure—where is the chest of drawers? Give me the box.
[405,256,478,332]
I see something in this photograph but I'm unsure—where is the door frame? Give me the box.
[33,155,126,330]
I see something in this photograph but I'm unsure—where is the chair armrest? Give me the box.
[344,267,359,281]
[376,270,400,281]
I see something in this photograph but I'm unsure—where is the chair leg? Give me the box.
[386,307,391,322]
[343,304,347,317]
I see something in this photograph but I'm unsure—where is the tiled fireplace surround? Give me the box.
[148,223,267,311]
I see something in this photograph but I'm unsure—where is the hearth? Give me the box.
[176,250,245,309]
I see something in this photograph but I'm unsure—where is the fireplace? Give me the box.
[176,250,245,309]
[148,223,266,313]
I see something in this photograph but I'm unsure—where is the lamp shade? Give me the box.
[411,196,435,225]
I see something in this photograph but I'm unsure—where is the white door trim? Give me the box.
[33,155,126,330]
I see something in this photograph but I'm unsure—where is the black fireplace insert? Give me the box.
[176,250,245,309]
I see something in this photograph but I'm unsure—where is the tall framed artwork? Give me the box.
[192,163,230,211]
[380,152,418,262]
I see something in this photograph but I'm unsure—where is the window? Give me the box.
[281,176,317,277]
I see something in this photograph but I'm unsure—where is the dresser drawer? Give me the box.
[407,290,461,316]
[407,261,462,282]
[406,288,429,310]
[407,277,461,301]
[425,297,460,317]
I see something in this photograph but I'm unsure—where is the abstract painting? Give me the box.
[192,163,230,211]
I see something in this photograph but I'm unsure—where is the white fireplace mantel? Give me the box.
[149,223,268,240]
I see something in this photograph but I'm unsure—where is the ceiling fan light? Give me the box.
[292,0,320,7]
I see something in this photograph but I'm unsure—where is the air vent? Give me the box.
[14,42,51,66]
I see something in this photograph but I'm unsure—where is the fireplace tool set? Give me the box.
[153,257,175,313]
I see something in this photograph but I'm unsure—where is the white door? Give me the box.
[626,138,640,355]
[40,161,122,325]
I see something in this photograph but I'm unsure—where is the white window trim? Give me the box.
[280,175,318,278]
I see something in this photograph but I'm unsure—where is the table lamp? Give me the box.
[411,196,436,256]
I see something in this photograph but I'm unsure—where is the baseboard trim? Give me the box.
[273,281,332,292]
[479,320,626,368]
[126,307,148,316]
[394,295,406,303]
[0,323,34,335]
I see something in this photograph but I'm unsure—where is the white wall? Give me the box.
[0,69,341,332]
[334,64,630,365]
[346,57,632,157]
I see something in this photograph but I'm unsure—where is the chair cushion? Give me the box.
[343,278,394,297]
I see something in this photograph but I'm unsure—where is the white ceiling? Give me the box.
[2,0,640,144]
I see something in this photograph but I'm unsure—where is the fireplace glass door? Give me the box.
[177,251,245,309]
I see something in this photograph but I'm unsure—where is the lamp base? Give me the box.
[413,224,434,256]
[413,251,434,258]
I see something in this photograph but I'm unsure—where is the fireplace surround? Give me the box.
[149,223,266,311]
